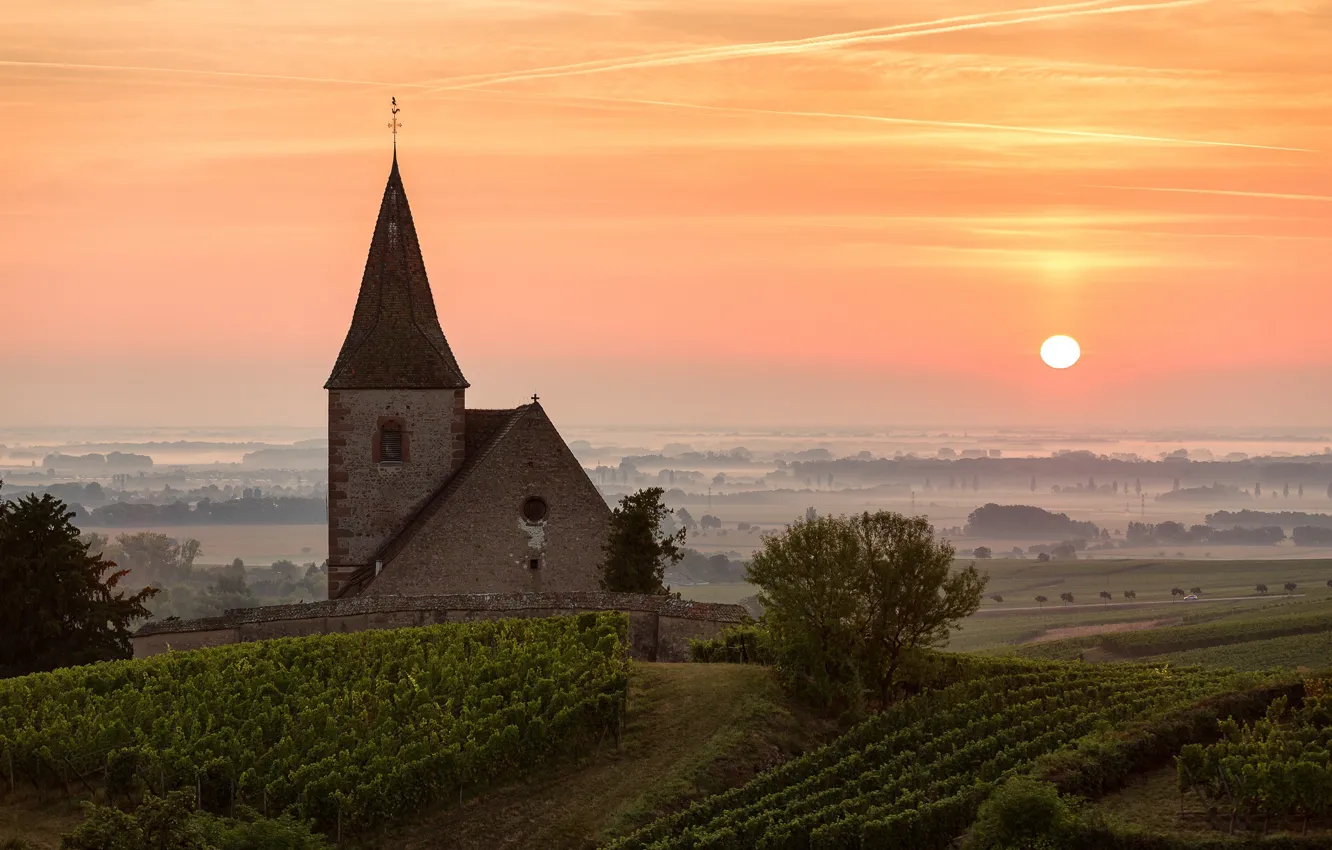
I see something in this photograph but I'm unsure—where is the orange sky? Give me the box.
[1,0,1329,429]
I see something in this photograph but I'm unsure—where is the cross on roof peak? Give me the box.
[388,97,401,150]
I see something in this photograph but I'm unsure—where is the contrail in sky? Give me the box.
[1089,185,1332,201]
[527,93,1314,153]
[422,0,1209,92]
[420,0,1121,87]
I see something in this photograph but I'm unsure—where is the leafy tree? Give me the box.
[1326,579,1332,590]
[1124,590,1136,600]
[1098,591,1111,604]
[112,532,201,585]
[1189,586,1202,595]
[1034,595,1048,608]
[989,594,1004,604]
[675,507,697,532]
[1171,587,1184,599]
[1256,583,1269,594]
[600,487,685,595]
[197,564,254,618]
[1285,581,1298,594]
[270,559,299,584]
[1036,552,1051,562]
[973,546,992,559]
[0,487,156,676]
[1058,592,1074,605]
[746,511,986,710]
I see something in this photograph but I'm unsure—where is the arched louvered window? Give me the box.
[380,422,404,463]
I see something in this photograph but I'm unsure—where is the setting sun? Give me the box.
[1040,335,1081,370]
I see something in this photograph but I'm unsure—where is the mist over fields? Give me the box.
[5,424,1332,577]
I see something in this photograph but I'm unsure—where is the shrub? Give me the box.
[61,792,329,850]
[689,624,774,665]
[963,777,1072,850]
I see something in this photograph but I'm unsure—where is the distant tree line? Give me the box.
[1292,526,1332,546]
[1126,521,1285,546]
[41,451,153,472]
[964,504,1100,539]
[71,496,327,527]
[81,530,328,620]
[674,548,747,583]
[1206,509,1332,529]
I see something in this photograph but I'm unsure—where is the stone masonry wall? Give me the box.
[132,592,749,662]
[364,406,610,596]
[328,388,465,596]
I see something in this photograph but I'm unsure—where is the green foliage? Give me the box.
[1153,632,1332,671]
[963,777,1072,850]
[601,487,685,595]
[198,572,254,616]
[0,485,157,677]
[61,791,329,850]
[689,625,774,665]
[1031,679,1301,800]
[1177,677,1332,831]
[0,614,629,834]
[608,659,1241,850]
[746,510,987,710]
[110,532,201,586]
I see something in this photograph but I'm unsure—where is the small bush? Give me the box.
[61,792,329,850]
[964,777,1072,850]
[689,624,773,665]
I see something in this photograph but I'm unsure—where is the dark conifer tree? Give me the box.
[600,487,684,595]
[0,485,157,676]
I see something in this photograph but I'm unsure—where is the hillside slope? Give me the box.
[1,662,828,850]
[361,662,830,850]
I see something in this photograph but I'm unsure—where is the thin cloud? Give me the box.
[1089,185,1332,201]
[0,60,408,89]
[519,92,1315,153]
[422,0,1210,92]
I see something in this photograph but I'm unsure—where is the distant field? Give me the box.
[680,559,1332,655]
[88,524,327,566]
[971,556,1332,606]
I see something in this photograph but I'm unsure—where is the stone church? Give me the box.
[324,153,611,600]
[130,150,748,662]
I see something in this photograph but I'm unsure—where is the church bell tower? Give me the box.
[324,152,468,598]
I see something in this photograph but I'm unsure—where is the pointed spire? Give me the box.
[326,155,469,390]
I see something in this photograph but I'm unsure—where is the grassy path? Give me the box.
[365,662,821,850]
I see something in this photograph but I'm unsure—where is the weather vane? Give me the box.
[388,97,401,149]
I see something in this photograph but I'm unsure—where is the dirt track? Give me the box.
[1022,618,1179,644]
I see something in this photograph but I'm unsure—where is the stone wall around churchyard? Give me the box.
[132,591,748,662]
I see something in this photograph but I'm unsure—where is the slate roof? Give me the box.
[326,154,469,390]
[332,405,534,598]
[134,591,750,636]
